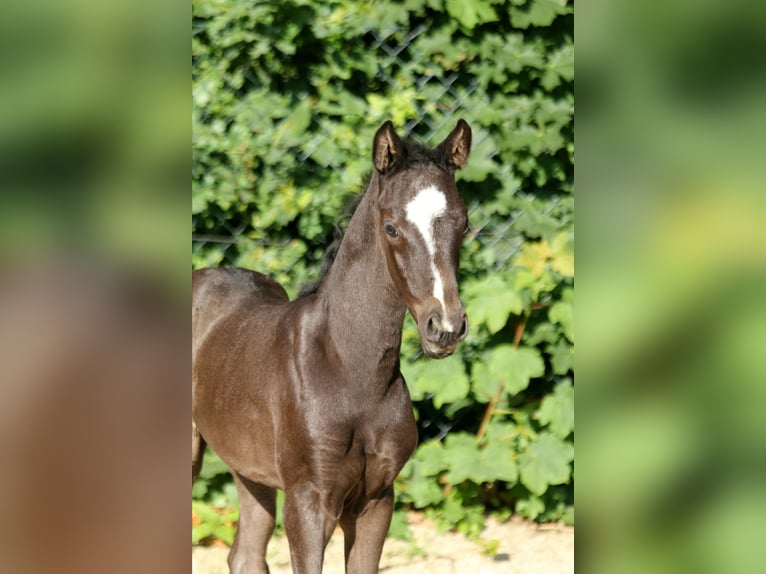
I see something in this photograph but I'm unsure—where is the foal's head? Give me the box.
[371,119,472,358]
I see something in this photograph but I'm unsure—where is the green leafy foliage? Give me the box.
[486,344,546,395]
[192,450,240,545]
[536,378,574,438]
[193,0,573,544]
[445,0,498,29]
[463,274,524,335]
[519,432,575,495]
[192,500,239,546]
[404,353,470,408]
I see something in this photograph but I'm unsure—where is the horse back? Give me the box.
[193,266,286,330]
[193,267,288,307]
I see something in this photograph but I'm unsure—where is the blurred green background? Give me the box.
[578,0,766,573]
[0,1,189,573]
[0,0,188,279]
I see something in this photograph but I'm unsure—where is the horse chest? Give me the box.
[360,424,416,499]
[342,394,418,500]
[307,421,413,513]
[286,378,417,503]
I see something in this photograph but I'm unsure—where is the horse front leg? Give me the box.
[191,420,206,483]
[282,484,336,574]
[339,487,394,574]
[228,474,276,574]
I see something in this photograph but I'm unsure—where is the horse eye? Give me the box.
[383,222,398,237]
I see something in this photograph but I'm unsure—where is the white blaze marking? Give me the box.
[406,186,446,255]
[406,186,449,313]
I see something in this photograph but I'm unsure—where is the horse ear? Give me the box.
[373,121,403,173]
[440,119,472,170]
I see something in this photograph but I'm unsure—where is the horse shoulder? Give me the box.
[360,374,418,498]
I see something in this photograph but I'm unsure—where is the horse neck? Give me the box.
[316,174,406,379]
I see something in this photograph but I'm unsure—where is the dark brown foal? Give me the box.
[192,119,472,574]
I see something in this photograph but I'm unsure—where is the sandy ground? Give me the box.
[192,512,574,574]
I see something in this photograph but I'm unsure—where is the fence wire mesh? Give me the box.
[192,27,525,277]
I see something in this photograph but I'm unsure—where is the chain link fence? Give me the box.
[192,27,530,276]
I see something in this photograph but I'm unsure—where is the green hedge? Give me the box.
[192,0,573,541]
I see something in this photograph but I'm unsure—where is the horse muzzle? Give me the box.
[419,308,468,358]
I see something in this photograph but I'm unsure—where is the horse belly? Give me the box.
[192,299,288,488]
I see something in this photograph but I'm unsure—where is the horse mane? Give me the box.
[391,136,450,172]
[296,135,444,299]
[296,186,362,298]
[296,237,342,298]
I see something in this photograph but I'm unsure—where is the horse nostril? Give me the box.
[426,313,442,341]
[457,315,468,340]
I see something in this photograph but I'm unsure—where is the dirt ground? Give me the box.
[192,512,574,574]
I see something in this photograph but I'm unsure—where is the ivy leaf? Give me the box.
[399,460,444,508]
[442,433,479,483]
[401,359,426,401]
[471,361,496,403]
[413,440,447,477]
[483,420,519,444]
[460,149,498,182]
[199,449,230,480]
[445,0,498,29]
[519,432,574,496]
[541,43,574,90]
[525,322,559,346]
[548,339,574,374]
[515,239,553,279]
[549,287,574,342]
[439,492,485,535]
[443,432,518,485]
[464,275,523,335]
[416,24,463,66]
[535,379,574,438]
[273,99,312,148]
[550,231,574,278]
[387,508,414,541]
[486,344,546,396]
[367,89,419,126]
[411,354,469,408]
[192,500,238,544]
[479,436,519,483]
[516,494,546,521]
[499,34,546,73]
[192,521,213,544]
[510,0,571,29]
[213,522,237,546]
[191,480,208,499]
